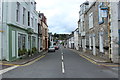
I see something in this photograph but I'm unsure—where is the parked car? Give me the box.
[54,45,59,50]
[48,46,55,52]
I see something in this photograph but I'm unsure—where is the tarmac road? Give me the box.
[2,46,118,78]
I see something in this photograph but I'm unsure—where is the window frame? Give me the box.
[16,2,20,22]
[89,12,94,29]
[23,7,26,25]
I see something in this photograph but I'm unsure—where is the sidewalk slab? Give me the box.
[0,51,47,66]
[70,49,113,63]
[0,65,12,70]
[81,52,111,63]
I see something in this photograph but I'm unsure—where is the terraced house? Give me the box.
[1,0,38,61]
[39,13,48,51]
[78,0,119,63]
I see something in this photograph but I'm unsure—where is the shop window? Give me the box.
[18,34,26,50]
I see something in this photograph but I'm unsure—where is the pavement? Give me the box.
[70,49,120,65]
[1,46,119,78]
[0,51,48,70]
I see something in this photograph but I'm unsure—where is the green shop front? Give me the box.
[8,24,38,61]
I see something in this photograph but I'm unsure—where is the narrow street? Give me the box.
[2,46,118,78]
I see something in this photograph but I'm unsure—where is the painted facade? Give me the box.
[1,1,38,61]
[38,12,42,52]
[79,1,89,52]
[39,13,48,51]
[0,0,2,60]
[67,32,74,49]
[74,28,79,50]
[110,2,119,63]
[48,32,54,47]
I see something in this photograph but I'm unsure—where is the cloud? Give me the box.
[36,0,85,34]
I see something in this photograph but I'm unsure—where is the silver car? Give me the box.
[48,46,55,52]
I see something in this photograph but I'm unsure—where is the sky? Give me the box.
[35,0,86,34]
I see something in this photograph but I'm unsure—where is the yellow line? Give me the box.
[0,63,20,66]
[0,55,45,67]
[70,49,120,67]
[79,54,119,67]
[0,31,4,32]
[21,55,45,66]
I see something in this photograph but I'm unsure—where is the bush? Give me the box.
[32,47,37,54]
[18,48,22,56]
[18,48,27,56]
[28,49,32,56]
[23,48,27,55]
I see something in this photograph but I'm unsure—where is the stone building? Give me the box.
[79,0,119,63]
[84,1,110,59]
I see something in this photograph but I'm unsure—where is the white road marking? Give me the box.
[62,55,64,60]
[61,53,63,55]
[62,62,65,74]
[0,66,18,75]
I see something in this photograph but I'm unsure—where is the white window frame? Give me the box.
[89,12,94,29]
[31,18,33,27]
[17,31,28,57]
[23,7,26,25]
[16,2,20,22]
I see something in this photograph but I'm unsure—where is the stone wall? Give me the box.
[84,2,109,59]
